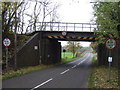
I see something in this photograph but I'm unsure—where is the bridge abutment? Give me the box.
[97,41,120,67]
[39,37,61,65]
[10,32,61,68]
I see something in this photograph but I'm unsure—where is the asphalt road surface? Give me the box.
[2,51,94,89]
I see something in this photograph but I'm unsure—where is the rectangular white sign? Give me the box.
[108,57,112,62]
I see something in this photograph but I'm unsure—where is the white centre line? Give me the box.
[77,60,85,65]
[60,69,70,74]
[31,78,53,90]
[77,53,91,65]
[71,65,77,69]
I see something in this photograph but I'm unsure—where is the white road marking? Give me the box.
[60,69,70,74]
[72,53,91,67]
[31,53,92,90]
[71,65,77,68]
[77,60,85,65]
[31,78,53,90]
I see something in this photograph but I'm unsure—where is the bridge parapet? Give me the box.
[26,22,98,33]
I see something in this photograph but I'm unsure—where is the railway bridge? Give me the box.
[11,22,98,67]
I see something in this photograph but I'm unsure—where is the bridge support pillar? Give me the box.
[39,38,61,65]
[97,44,108,66]
[97,41,120,67]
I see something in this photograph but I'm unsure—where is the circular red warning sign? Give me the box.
[105,38,116,50]
[3,38,11,47]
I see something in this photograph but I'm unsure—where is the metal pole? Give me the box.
[6,47,8,69]
[39,39,41,65]
[58,23,59,31]
[108,50,111,81]
[90,24,91,32]
[74,24,75,31]
[109,61,111,81]
[14,2,17,71]
[82,24,83,32]
[66,23,68,31]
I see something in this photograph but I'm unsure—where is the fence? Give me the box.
[26,22,98,33]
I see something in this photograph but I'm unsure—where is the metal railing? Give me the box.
[26,22,98,33]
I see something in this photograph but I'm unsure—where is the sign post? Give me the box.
[63,49,66,58]
[3,38,11,69]
[105,38,116,81]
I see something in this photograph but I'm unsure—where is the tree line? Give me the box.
[93,2,120,44]
[90,2,120,51]
[2,0,60,34]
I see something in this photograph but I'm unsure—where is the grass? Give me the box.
[88,55,119,89]
[62,51,87,64]
[61,52,74,58]
[88,55,97,88]
[62,57,80,64]
[2,64,59,80]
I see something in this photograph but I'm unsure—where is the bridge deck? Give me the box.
[30,31,97,42]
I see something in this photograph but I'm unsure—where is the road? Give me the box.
[2,51,94,89]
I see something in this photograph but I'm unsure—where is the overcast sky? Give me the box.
[52,0,94,47]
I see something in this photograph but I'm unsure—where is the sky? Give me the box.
[52,0,94,47]
[17,0,94,47]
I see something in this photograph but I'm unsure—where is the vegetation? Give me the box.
[62,51,87,64]
[90,2,120,59]
[93,2,120,44]
[90,42,97,53]
[2,0,60,34]
[2,64,59,80]
[88,55,119,88]
[63,41,83,57]
[61,52,74,59]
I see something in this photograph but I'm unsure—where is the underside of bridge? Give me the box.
[10,31,96,68]
[38,31,96,65]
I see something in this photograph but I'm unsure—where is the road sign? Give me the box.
[108,57,112,63]
[105,38,116,50]
[3,38,11,69]
[62,31,67,36]
[63,49,66,52]
[3,38,11,47]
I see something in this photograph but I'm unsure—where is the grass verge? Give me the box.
[88,55,119,88]
[2,64,59,80]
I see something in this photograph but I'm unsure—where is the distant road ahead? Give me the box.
[3,51,94,89]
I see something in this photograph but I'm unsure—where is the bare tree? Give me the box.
[25,0,60,33]
[2,2,24,33]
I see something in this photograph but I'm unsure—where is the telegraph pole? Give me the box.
[14,2,17,71]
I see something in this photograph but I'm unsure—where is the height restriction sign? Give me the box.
[105,38,116,50]
[3,38,11,47]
